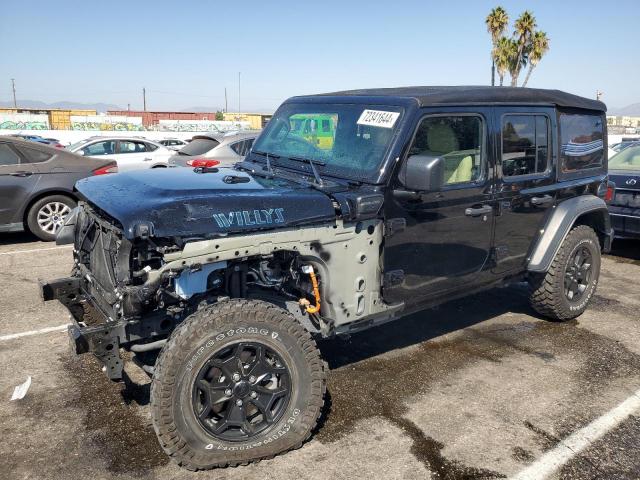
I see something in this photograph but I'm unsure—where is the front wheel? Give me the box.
[150,299,326,470]
[529,225,601,320]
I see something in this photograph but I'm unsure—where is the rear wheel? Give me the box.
[150,299,326,470]
[529,225,601,320]
[26,195,76,241]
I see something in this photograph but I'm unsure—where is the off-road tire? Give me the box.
[529,225,601,320]
[150,299,326,470]
[26,194,76,241]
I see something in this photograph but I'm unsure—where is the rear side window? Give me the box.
[0,144,21,166]
[501,114,550,177]
[145,142,159,152]
[560,113,604,173]
[16,145,53,163]
[179,138,219,156]
[230,139,254,156]
[119,141,148,153]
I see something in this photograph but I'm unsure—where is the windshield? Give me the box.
[610,145,640,171]
[178,137,220,156]
[250,103,404,182]
[67,140,88,151]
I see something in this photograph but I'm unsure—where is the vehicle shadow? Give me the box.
[0,231,42,247]
[609,238,640,261]
[316,282,538,370]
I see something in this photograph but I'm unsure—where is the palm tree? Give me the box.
[485,7,509,86]
[522,31,550,87]
[494,37,515,86]
[511,11,536,86]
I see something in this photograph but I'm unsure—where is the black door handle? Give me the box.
[10,171,33,177]
[531,195,553,206]
[465,205,493,217]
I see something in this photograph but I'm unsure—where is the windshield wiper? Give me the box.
[286,156,325,186]
[252,150,279,175]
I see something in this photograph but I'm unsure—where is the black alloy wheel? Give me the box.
[564,245,593,302]
[192,342,291,441]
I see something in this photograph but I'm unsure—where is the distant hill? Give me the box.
[0,100,123,112]
[609,103,640,116]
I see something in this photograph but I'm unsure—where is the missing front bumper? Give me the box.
[40,276,126,381]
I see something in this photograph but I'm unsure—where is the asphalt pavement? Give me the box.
[1,232,638,480]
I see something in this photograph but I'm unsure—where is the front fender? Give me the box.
[527,195,611,273]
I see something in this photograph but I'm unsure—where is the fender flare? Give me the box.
[527,195,611,273]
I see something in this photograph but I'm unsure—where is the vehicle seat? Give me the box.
[423,123,474,184]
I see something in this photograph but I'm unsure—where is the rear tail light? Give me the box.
[93,164,118,175]
[186,158,220,168]
[53,143,64,149]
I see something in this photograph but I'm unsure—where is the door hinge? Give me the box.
[385,218,406,237]
[383,270,405,288]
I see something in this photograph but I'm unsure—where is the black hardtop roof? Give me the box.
[305,86,605,112]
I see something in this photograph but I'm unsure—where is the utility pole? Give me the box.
[11,78,17,108]
[127,103,130,113]
[238,72,241,114]
[142,87,147,111]
[224,87,228,113]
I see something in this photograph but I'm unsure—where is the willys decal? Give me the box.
[213,208,285,228]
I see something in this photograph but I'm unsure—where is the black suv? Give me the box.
[43,86,612,470]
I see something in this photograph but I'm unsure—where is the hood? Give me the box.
[75,167,337,239]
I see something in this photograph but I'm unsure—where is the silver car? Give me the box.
[67,136,173,171]
[168,131,259,168]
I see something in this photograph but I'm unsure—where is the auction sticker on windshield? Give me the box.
[357,109,400,128]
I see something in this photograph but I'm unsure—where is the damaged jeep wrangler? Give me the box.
[42,86,613,470]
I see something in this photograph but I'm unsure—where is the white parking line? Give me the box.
[511,388,640,480]
[0,324,68,342]
[0,245,73,256]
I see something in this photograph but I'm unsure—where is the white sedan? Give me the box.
[67,136,173,171]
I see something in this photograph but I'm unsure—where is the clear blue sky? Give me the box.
[2,0,638,112]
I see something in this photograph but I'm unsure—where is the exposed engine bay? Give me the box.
[44,202,397,379]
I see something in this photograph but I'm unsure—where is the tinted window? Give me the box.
[0,144,21,166]
[560,113,604,173]
[119,141,147,153]
[16,145,53,163]
[179,138,219,156]
[230,139,254,157]
[502,115,549,177]
[83,140,116,156]
[409,115,483,185]
[145,142,159,152]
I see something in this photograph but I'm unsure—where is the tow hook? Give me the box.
[299,265,321,314]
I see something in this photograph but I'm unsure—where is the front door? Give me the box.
[383,110,495,307]
[0,142,39,228]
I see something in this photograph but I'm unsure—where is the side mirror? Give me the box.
[76,149,85,156]
[398,154,445,192]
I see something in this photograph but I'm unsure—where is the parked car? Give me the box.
[168,131,259,167]
[608,145,640,239]
[44,86,612,470]
[610,140,640,153]
[66,136,172,171]
[8,134,65,149]
[0,137,116,241]
[158,138,188,151]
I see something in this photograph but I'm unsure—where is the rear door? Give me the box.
[492,107,557,275]
[0,142,40,227]
[116,140,152,171]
